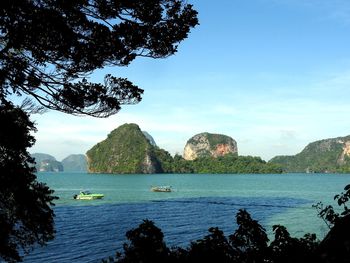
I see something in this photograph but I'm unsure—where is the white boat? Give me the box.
[151,186,172,192]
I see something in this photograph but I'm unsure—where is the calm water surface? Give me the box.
[22,173,350,263]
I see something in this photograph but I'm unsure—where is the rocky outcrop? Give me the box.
[141,151,161,174]
[86,123,166,174]
[338,141,350,165]
[183,132,238,160]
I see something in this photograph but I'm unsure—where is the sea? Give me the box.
[21,172,350,263]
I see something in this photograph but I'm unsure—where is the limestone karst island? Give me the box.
[86,123,277,174]
[31,123,350,174]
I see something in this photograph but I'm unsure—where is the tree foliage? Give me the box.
[0,0,198,261]
[313,184,350,262]
[314,184,350,229]
[171,154,283,174]
[106,209,319,263]
[106,186,350,263]
[114,219,170,263]
[0,101,57,262]
[0,0,198,117]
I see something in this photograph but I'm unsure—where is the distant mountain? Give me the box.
[183,132,238,160]
[142,131,157,146]
[269,135,350,173]
[31,153,56,163]
[86,123,169,174]
[31,153,63,172]
[61,154,87,172]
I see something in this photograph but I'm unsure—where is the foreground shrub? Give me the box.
[106,184,350,263]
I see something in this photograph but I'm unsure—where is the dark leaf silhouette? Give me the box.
[0,0,198,117]
[0,1,198,261]
[0,101,57,262]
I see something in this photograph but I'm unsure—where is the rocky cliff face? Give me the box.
[269,135,350,173]
[337,140,350,165]
[86,123,164,174]
[183,132,238,160]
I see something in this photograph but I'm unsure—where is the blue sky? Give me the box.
[30,0,350,161]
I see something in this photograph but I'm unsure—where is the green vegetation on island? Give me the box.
[86,123,163,173]
[173,154,282,174]
[33,130,350,175]
[188,132,233,146]
[86,123,282,174]
[269,135,350,173]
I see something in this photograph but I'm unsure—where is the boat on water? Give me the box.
[151,186,172,192]
[73,191,104,200]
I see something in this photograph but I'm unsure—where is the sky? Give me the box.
[29,0,350,161]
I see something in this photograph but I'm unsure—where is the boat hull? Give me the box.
[151,187,171,192]
[75,194,104,200]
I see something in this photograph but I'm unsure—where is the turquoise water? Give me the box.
[22,172,350,262]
